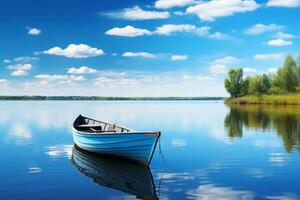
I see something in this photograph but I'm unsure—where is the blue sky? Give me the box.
[0,0,299,96]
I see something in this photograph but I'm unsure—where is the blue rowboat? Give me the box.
[71,145,158,200]
[72,115,161,165]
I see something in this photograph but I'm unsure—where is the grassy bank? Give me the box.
[225,94,300,105]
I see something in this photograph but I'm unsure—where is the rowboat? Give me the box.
[72,115,161,165]
[71,145,158,200]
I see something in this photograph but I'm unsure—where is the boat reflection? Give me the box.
[225,105,300,152]
[71,145,158,200]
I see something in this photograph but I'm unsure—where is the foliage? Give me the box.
[225,54,300,99]
[224,68,247,97]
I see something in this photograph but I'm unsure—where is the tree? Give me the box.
[296,54,300,81]
[247,74,270,95]
[225,68,247,97]
[273,54,298,92]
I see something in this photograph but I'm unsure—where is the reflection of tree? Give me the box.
[225,105,300,153]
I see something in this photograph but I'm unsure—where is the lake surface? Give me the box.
[1,101,300,200]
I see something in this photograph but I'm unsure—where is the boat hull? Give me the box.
[72,129,160,165]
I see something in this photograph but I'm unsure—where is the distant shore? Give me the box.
[225,94,300,105]
[0,96,224,101]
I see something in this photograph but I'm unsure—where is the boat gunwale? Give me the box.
[74,115,134,132]
[72,127,161,137]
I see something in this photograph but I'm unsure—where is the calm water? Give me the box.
[1,101,300,200]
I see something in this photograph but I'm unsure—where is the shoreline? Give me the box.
[0,96,224,101]
[225,94,300,105]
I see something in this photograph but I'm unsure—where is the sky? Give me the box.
[0,0,300,97]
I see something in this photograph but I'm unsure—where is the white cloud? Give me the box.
[209,56,240,75]
[182,75,215,81]
[171,54,188,61]
[244,67,256,73]
[94,77,138,88]
[245,23,284,35]
[7,64,32,76]
[274,31,295,39]
[27,27,41,35]
[14,56,39,62]
[103,6,170,20]
[3,59,10,63]
[35,74,85,82]
[122,52,156,58]
[214,56,240,65]
[155,0,196,9]
[0,79,8,83]
[186,0,259,22]
[105,25,151,37]
[43,44,104,58]
[106,24,227,39]
[68,66,97,74]
[11,70,29,76]
[266,39,292,46]
[7,64,32,70]
[267,68,278,74]
[210,64,228,74]
[254,53,283,60]
[208,32,229,39]
[267,0,300,7]
[154,24,195,35]
[154,24,211,36]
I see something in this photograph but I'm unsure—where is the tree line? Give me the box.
[225,54,300,97]
[0,96,224,101]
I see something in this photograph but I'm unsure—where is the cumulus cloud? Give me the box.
[182,75,215,81]
[210,56,241,74]
[186,0,259,22]
[154,24,196,35]
[11,70,29,76]
[267,68,279,74]
[3,59,10,63]
[214,56,240,65]
[106,24,227,39]
[155,0,196,9]
[274,31,295,39]
[94,77,138,88]
[7,64,32,76]
[210,64,228,74]
[254,53,283,60]
[7,64,32,70]
[171,54,188,61]
[27,27,42,35]
[35,74,85,82]
[122,52,156,58]
[266,39,292,46]
[245,23,284,35]
[243,67,256,73]
[103,6,170,20]
[105,25,151,37]
[267,0,300,7]
[154,24,212,36]
[208,32,229,39]
[68,66,97,74]
[0,79,8,83]
[43,44,104,58]
[14,56,39,62]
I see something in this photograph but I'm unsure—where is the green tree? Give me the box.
[225,68,247,97]
[273,55,298,92]
[247,74,270,95]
